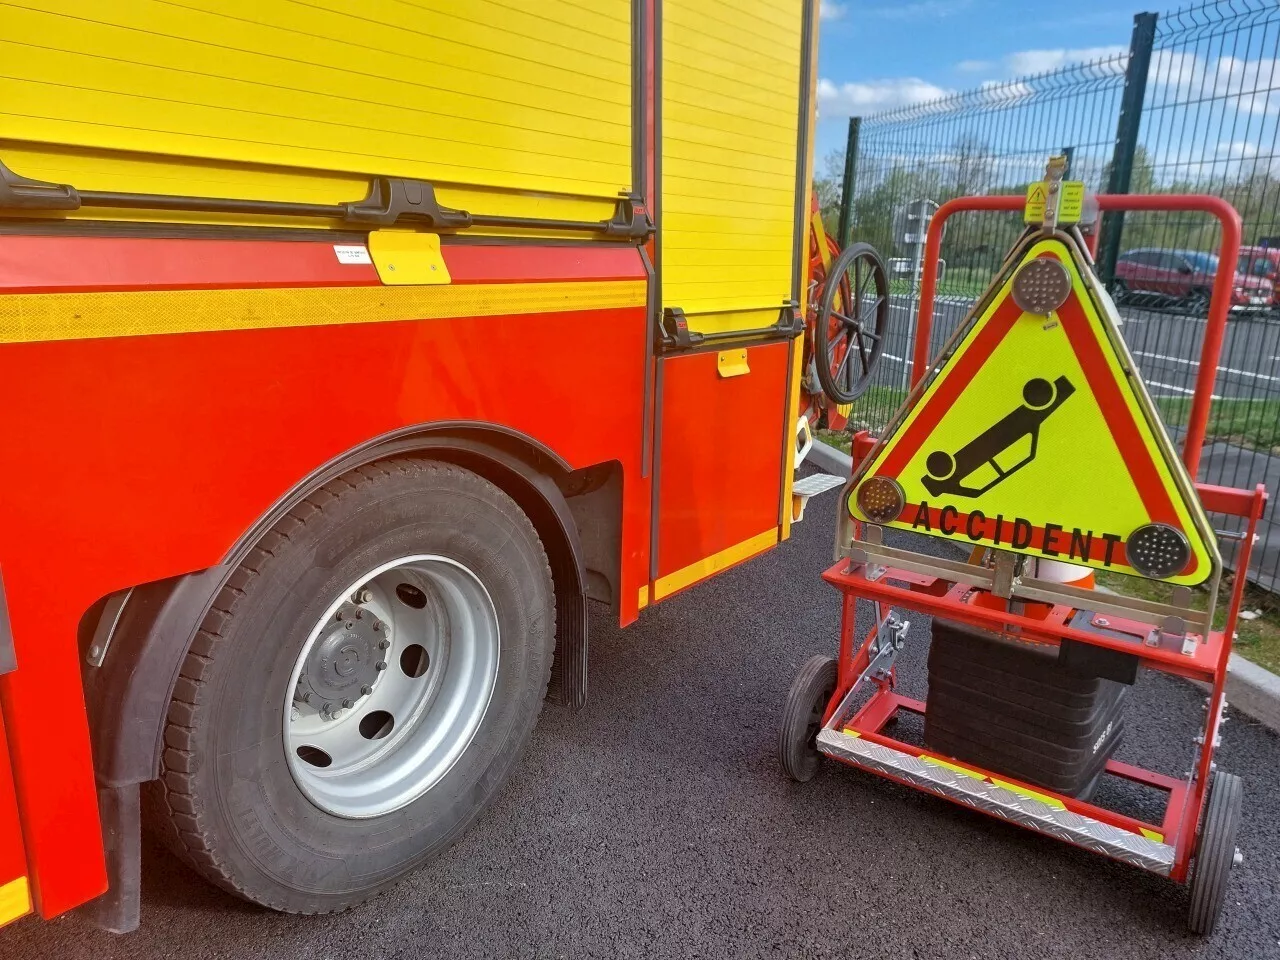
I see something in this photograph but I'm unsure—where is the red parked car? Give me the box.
[1114,247,1272,313]
[1238,245,1280,309]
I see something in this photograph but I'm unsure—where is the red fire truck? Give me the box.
[0,0,821,932]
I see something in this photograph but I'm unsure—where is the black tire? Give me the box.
[1187,771,1244,936]
[143,459,555,913]
[1182,287,1211,317]
[779,654,838,782]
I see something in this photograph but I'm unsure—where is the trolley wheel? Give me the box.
[779,654,838,782]
[814,242,889,405]
[1187,771,1244,936]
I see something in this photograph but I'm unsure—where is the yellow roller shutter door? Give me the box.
[661,0,804,332]
[0,0,633,218]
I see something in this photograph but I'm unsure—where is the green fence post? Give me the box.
[837,116,860,249]
[1098,11,1158,287]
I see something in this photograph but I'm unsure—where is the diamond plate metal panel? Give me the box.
[792,474,845,498]
[816,728,1175,875]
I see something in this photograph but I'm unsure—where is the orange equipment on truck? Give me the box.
[0,0,825,932]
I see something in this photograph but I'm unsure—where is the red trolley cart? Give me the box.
[782,160,1264,936]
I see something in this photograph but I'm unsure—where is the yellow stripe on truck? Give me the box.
[0,280,647,345]
[653,528,778,601]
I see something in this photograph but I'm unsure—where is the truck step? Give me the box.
[791,473,845,522]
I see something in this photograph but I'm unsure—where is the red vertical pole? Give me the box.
[913,195,1024,387]
[1096,194,1241,476]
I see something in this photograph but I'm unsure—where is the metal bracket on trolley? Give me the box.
[826,608,909,728]
[837,536,1215,639]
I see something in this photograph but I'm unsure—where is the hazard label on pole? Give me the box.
[1024,180,1086,224]
[848,235,1218,584]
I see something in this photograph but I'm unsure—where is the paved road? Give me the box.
[7,483,1280,958]
[882,294,1280,402]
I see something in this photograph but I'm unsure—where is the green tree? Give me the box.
[812,149,846,236]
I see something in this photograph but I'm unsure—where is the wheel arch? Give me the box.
[78,420,606,929]
[83,421,599,794]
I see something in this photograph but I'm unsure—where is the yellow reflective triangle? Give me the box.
[849,234,1218,585]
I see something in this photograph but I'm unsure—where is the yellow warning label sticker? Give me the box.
[1024,182,1048,222]
[1058,182,1085,223]
[1024,181,1086,223]
[848,236,1217,584]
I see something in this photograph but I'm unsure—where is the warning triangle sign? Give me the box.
[849,234,1219,585]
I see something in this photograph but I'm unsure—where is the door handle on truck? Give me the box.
[658,302,803,353]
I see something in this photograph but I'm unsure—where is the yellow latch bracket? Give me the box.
[367,231,451,285]
[0,877,30,927]
[717,349,750,378]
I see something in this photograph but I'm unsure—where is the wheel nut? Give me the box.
[342,698,354,709]
[376,661,388,671]
[378,638,391,650]
[360,684,373,696]
[356,588,373,604]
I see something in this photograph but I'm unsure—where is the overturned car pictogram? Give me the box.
[921,375,1075,499]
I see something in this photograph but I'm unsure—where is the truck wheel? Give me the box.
[143,459,555,913]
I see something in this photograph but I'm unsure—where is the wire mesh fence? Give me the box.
[835,0,1280,589]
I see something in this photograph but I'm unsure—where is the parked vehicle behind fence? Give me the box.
[1238,245,1280,310]
[1113,248,1270,313]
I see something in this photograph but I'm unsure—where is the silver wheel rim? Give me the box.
[283,555,500,819]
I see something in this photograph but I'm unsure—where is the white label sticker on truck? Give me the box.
[334,245,373,265]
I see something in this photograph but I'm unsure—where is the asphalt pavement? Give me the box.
[7,482,1280,958]
[883,294,1280,402]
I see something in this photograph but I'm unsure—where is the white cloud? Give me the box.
[1149,48,1200,88]
[1208,55,1280,115]
[1149,49,1280,115]
[957,59,993,74]
[819,0,845,20]
[817,76,953,117]
[1218,141,1260,160]
[1003,45,1128,76]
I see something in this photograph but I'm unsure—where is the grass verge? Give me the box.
[1154,395,1280,453]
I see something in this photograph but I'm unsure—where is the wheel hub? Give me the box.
[283,556,501,819]
[294,603,388,719]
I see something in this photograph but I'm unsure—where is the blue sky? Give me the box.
[815,0,1139,159]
